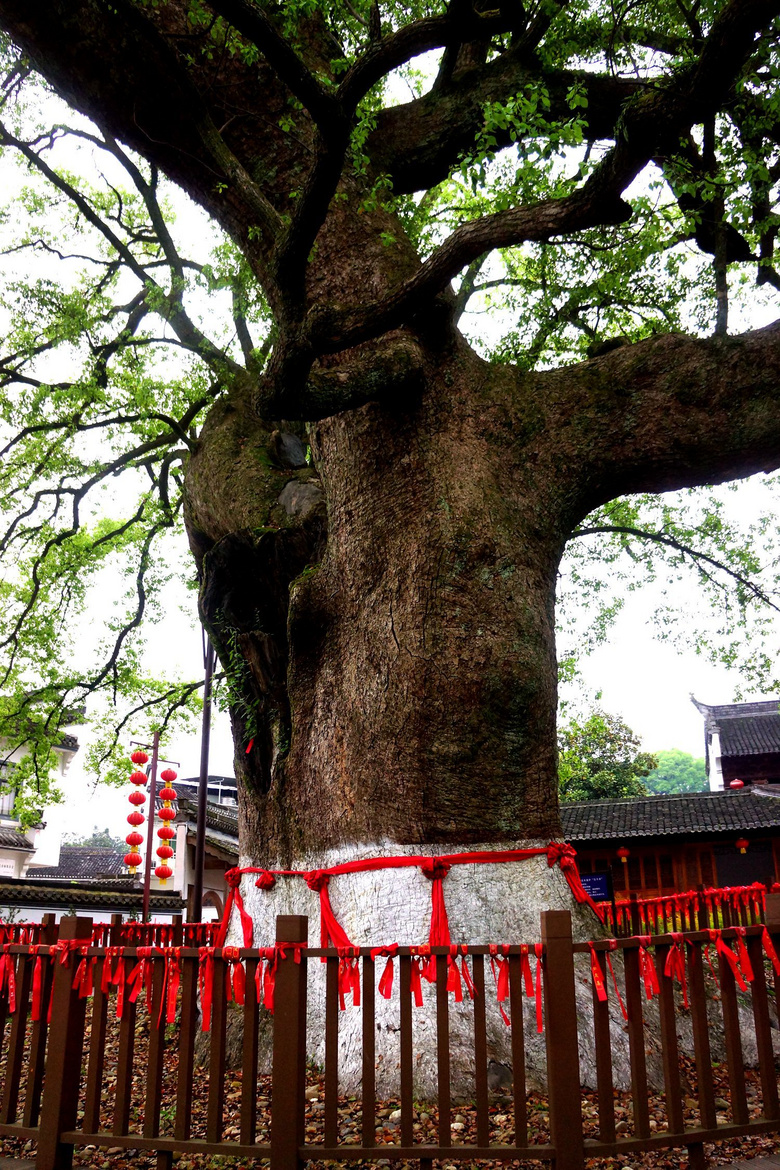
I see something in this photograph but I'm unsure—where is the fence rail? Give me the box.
[600,883,771,935]
[0,900,777,1169]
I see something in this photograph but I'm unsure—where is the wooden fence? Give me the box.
[0,901,778,1170]
[603,884,770,936]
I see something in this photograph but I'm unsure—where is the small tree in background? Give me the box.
[63,826,125,852]
[644,749,708,795]
[559,709,657,803]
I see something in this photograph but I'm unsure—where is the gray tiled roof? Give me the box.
[177,797,238,837]
[560,789,780,843]
[693,698,780,757]
[0,877,182,911]
[30,846,125,880]
[0,829,33,851]
[718,712,780,755]
[177,797,238,861]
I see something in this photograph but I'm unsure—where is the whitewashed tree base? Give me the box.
[235,839,650,1098]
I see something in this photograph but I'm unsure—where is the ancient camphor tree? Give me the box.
[1,0,780,897]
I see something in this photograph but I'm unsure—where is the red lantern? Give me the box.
[730,778,745,789]
[155,864,173,885]
[156,844,174,861]
[159,786,177,802]
[160,768,177,783]
[617,846,630,864]
[125,750,146,875]
[157,824,175,840]
[736,837,749,854]
[158,805,175,821]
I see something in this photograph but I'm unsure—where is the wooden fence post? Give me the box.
[541,909,584,1170]
[628,892,641,935]
[270,915,308,1170]
[36,915,93,1170]
[766,893,780,934]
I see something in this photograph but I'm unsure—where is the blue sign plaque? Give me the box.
[579,871,611,901]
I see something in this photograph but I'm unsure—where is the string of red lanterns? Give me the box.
[124,749,149,875]
[155,767,178,886]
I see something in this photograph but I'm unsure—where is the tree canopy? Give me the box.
[558,707,657,802]
[0,1,779,848]
[644,748,708,793]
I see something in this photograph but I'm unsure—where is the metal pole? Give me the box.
[192,636,216,923]
[142,730,160,923]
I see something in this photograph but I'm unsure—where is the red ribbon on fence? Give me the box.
[708,930,750,991]
[636,936,659,1000]
[30,945,44,1021]
[250,942,306,1017]
[761,927,780,975]
[489,943,511,1025]
[0,946,16,1013]
[369,944,399,999]
[159,947,181,1026]
[605,941,628,1020]
[664,934,689,1008]
[459,946,476,999]
[446,944,475,1002]
[127,947,155,1013]
[733,928,755,983]
[199,947,215,1031]
[112,948,127,1020]
[588,943,607,1003]
[336,947,361,1010]
[222,947,246,1005]
[518,945,533,997]
[533,943,544,1034]
[102,949,116,994]
[408,947,429,1006]
[72,947,94,999]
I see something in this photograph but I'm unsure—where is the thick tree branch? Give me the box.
[260,332,426,418]
[307,186,633,354]
[208,0,339,128]
[545,321,780,523]
[369,64,646,195]
[338,6,521,112]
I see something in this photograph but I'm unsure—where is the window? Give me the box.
[627,857,643,891]
[0,763,16,818]
[659,855,674,888]
[700,851,714,886]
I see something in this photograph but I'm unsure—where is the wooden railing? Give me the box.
[0,900,778,1169]
[0,917,217,948]
[601,883,770,935]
